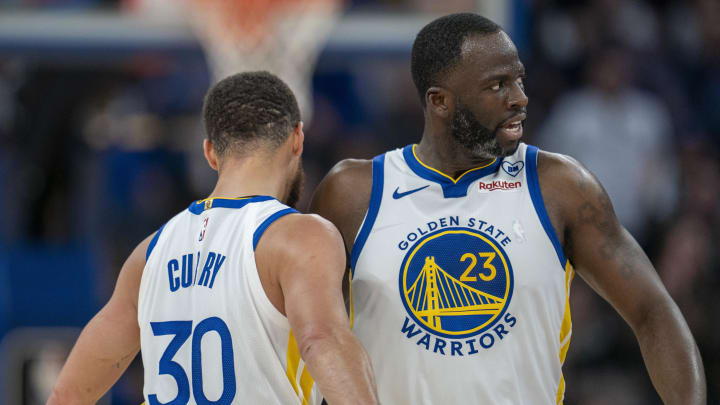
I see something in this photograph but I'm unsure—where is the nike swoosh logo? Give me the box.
[393,185,429,199]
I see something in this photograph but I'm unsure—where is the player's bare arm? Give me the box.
[309,159,373,312]
[537,151,706,404]
[255,212,379,405]
[308,159,372,255]
[47,233,152,405]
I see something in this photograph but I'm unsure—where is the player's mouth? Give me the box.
[498,113,526,141]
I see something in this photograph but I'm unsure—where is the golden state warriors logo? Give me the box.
[399,227,514,339]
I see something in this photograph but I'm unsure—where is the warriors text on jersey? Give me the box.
[350,143,574,404]
[138,196,321,405]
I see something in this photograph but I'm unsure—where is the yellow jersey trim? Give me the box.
[299,365,314,404]
[411,144,497,184]
[556,375,566,405]
[196,196,256,209]
[286,331,302,397]
[286,331,314,404]
[556,260,575,404]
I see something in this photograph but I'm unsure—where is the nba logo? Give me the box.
[199,217,209,241]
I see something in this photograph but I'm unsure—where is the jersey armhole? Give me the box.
[145,223,167,261]
[249,206,300,328]
[349,154,385,277]
[526,145,568,268]
[253,208,299,250]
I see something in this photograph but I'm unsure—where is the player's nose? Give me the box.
[507,82,528,110]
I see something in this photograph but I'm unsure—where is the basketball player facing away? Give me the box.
[48,72,379,405]
[310,14,705,404]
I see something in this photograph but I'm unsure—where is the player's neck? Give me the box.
[416,131,495,179]
[209,156,289,202]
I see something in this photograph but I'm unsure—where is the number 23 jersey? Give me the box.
[138,196,321,405]
[350,143,574,404]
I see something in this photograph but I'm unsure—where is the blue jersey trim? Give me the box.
[526,145,567,268]
[146,223,166,261]
[349,154,385,276]
[402,145,502,198]
[253,208,299,250]
[187,195,275,215]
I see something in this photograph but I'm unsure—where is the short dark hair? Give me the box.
[202,71,301,156]
[411,13,502,107]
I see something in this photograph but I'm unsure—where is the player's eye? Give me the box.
[490,82,501,91]
[516,77,525,90]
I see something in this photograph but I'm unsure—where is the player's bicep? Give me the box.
[566,172,672,329]
[275,217,349,345]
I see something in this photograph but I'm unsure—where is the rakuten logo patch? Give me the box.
[478,180,522,192]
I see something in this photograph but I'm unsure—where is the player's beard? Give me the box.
[449,104,504,159]
[285,159,304,208]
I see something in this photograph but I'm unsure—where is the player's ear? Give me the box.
[203,139,219,171]
[290,121,304,157]
[426,87,452,119]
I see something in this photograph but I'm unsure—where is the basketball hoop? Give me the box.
[187,0,344,125]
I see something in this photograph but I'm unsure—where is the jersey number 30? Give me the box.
[149,317,236,405]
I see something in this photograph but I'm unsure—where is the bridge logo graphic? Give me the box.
[399,228,514,339]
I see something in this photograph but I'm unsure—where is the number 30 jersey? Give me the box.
[138,196,321,405]
[350,143,574,404]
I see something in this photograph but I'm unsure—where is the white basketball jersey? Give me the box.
[350,143,574,404]
[138,196,322,405]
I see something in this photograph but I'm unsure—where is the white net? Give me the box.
[187,0,343,125]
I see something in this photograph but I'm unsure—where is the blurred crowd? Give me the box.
[0,0,718,404]
[524,1,720,404]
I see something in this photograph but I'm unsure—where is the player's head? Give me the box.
[412,13,528,158]
[202,71,304,206]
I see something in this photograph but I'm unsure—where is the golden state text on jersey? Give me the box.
[397,221,517,356]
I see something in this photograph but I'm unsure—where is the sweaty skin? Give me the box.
[310,30,705,404]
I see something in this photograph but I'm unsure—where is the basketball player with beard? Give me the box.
[310,14,705,404]
[49,72,378,405]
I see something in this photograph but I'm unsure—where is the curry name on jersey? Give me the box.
[138,196,321,405]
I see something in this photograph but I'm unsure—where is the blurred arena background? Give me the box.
[0,0,718,403]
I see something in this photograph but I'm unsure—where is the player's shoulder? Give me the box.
[536,149,610,210]
[322,158,373,189]
[537,149,601,186]
[259,212,343,255]
[310,159,373,217]
[272,212,341,239]
[255,212,346,281]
